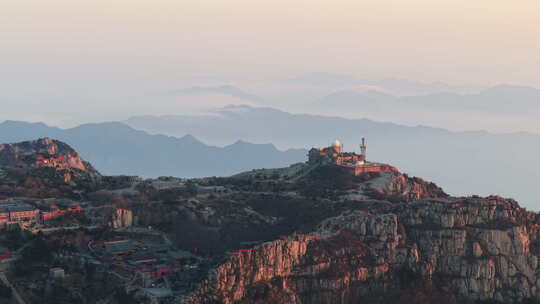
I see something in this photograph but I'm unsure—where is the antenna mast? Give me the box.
[360,138,367,160]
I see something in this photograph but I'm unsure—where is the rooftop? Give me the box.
[0,201,37,213]
[104,240,136,254]
[143,288,173,298]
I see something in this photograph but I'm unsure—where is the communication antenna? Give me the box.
[360,138,367,160]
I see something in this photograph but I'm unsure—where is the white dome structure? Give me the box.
[332,139,343,153]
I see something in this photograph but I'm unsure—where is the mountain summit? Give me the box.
[0,121,306,178]
[0,138,101,196]
[0,137,97,173]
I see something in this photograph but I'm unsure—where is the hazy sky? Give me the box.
[2,0,540,126]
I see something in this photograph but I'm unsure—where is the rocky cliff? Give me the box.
[0,137,95,172]
[189,196,540,304]
[0,138,101,197]
[362,171,448,202]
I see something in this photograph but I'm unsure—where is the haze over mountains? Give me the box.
[166,85,265,104]
[317,84,540,114]
[126,105,540,210]
[308,84,540,132]
[153,77,540,133]
[4,73,539,133]
[0,120,305,178]
[280,73,483,95]
[3,74,540,209]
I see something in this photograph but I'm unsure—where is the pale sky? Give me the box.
[2,0,540,126]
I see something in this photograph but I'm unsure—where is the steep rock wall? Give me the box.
[190,197,540,303]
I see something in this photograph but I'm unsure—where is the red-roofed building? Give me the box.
[0,201,39,225]
[35,153,65,168]
[39,200,83,221]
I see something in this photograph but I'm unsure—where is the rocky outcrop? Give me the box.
[363,171,447,201]
[0,138,103,199]
[0,137,100,183]
[189,196,540,304]
[0,137,95,172]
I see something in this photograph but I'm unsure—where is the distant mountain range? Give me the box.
[358,78,484,95]
[166,85,265,104]
[281,73,483,95]
[157,81,540,133]
[317,84,540,115]
[0,121,305,178]
[4,102,540,209]
[126,105,540,209]
[284,72,359,87]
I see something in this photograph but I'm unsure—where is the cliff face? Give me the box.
[362,171,448,202]
[0,138,102,198]
[0,137,94,172]
[190,196,540,304]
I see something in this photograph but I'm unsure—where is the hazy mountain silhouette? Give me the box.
[285,72,358,86]
[166,85,265,103]
[361,78,483,95]
[280,74,483,95]
[317,84,540,114]
[126,105,540,209]
[0,120,305,178]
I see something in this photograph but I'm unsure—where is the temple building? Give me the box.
[308,138,397,175]
[0,199,83,227]
[0,201,39,225]
[38,200,83,221]
[35,153,66,169]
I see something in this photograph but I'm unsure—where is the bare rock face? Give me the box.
[363,171,448,202]
[111,208,135,228]
[0,137,99,176]
[189,196,540,304]
[0,138,101,195]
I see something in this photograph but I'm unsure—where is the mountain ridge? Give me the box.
[0,120,306,178]
[124,106,540,209]
[166,85,265,103]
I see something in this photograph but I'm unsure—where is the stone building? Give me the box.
[308,138,398,175]
[308,139,366,165]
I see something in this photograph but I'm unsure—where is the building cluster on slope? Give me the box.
[14,152,67,169]
[89,238,197,277]
[39,200,83,220]
[87,236,201,302]
[35,153,65,168]
[0,201,39,225]
[0,199,83,227]
[308,138,398,175]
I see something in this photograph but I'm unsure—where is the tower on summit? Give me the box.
[307,137,398,175]
[360,138,367,161]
